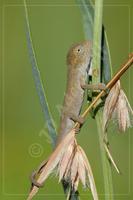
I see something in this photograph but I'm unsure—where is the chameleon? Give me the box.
[30,40,106,187]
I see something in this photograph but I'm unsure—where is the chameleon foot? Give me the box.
[70,114,85,125]
[82,83,107,91]
[69,114,85,134]
[30,170,44,188]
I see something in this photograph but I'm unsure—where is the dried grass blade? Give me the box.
[71,151,79,186]
[104,143,120,174]
[77,148,86,187]
[103,81,120,131]
[58,143,74,182]
[78,146,98,200]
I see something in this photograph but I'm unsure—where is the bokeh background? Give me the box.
[0,0,133,199]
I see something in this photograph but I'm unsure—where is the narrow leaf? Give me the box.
[76,0,94,40]
[24,0,57,147]
[104,143,120,174]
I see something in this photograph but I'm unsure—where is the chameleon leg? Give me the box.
[69,114,84,124]
[82,83,106,91]
[69,114,85,133]
[30,160,48,188]
[30,171,44,188]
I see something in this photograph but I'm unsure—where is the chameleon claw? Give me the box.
[30,170,44,188]
[75,126,81,134]
[76,116,85,125]
[30,160,48,188]
[74,116,85,134]
[70,114,85,125]
[81,83,108,93]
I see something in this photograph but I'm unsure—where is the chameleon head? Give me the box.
[67,41,92,69]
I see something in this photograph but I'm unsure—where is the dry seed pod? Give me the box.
[113,89,133,132]
[103,80,133,132]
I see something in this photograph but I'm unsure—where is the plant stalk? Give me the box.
[92,0,114,198]
[91,0,103,83]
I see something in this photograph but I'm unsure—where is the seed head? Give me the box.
[103,80,133,132]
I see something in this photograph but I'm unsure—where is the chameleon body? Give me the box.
[56,41,92,145]
[30,41,92,187]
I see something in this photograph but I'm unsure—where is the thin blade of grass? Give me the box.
[101,27,112,83]
[76,0,94,40]
[23,0,57,147]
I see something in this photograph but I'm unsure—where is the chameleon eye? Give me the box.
[77,45,83,53]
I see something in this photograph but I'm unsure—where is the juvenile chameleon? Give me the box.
[31,40,105,187]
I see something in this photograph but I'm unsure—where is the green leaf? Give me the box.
[24,0,57,148]
[76,0,94,40]
[92,0,103,83]
[101,28,112,83]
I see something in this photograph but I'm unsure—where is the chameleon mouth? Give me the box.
[86,57,92,75]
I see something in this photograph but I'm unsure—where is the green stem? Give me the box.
[92,0,114,199]
[92,0,103,83]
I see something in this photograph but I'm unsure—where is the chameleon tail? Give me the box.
[27,128,99,200]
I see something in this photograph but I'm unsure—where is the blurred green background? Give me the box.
[0,0,133,199]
